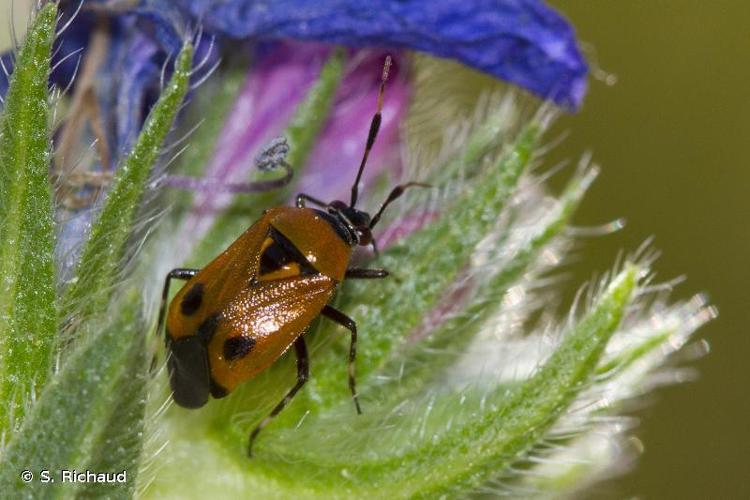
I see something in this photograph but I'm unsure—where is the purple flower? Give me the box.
[182,42,335,238]
[165,0,588,109]
[2,0,589,255]
[294,52,410,203]
[178,44,410,246]
[2,0,587,150]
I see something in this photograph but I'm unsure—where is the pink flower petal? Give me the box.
[183,42,331,238]
[296,52,410,205]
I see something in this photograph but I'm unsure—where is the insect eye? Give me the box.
[356,227,372,245]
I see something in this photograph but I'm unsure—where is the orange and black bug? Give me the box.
[155,56,426,455]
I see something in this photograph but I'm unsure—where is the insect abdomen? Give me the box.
[166,333,211,408]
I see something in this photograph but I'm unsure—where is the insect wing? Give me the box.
[166,212,277,342]
[208,273,337,394]
[165,212,277,407]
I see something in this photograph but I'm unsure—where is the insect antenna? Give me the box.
[350,55,392,209]
[369,182,430,229]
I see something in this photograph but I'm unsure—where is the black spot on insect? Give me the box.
[166,336,210,409]
[180,282,204,316]
[210,377,228,399]
[196,313,220,345]
[224,336,256,362]
[259,228,318,277]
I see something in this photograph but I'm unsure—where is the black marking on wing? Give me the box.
[224,336,257,362]
[180,282,204,316]
[196,313,220,345]
[259,227,319,277]
[166,334,210,409]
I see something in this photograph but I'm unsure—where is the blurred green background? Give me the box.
[548,1,749,498]
[1,1,747,498]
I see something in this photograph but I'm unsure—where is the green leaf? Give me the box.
[371,166,599,404]
[432,102,520,184]
[264,266,638,495]
[0,2,58,434]
[61,42,194,328]
[410,265,640,497]
[0,293,147,499]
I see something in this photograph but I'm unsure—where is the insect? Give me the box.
[155,56,426,456]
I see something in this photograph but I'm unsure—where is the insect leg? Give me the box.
[295,192,328,208]
[156,268,199,338]
[248,337,309,457]
[345,268,389,279]
[321,305,362,415]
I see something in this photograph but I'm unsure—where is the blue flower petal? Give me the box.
[111,30,162,155]
[0,9,92,101]
[166,0,588,108]
[0,53,13,98]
